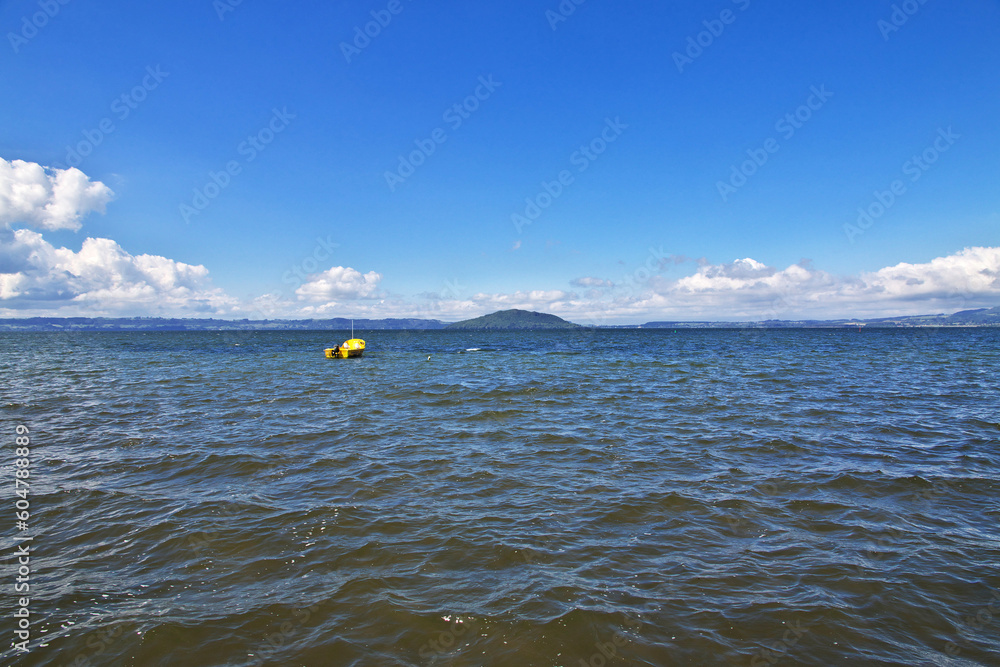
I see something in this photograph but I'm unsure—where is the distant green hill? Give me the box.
[446,309,582,330]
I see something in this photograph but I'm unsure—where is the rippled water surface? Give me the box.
[2,328,999,666]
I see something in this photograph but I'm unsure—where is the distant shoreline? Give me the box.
[0,309,997,332]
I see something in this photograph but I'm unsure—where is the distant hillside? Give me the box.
[447,309,581,330]
[2,307,996,332]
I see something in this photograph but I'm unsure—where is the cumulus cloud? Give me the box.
[195,246,1000,324]
[295,266,383,302]
[275,247,1000,322]
[478,289,576,306]
[1,159,995,326]
[661,258,836,314]
[620,247,1000,321]
[362,247,987,324]
[860,247,1000,301]
[0,229,236,316]
[571,277,613,288]
[0,158,114,231]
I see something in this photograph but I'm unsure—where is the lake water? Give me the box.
[2,328,999,666]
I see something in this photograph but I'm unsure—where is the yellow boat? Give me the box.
[325,338,365,359]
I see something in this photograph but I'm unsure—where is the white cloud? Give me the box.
[1,158,996,325]
[624,247,1000,321]
[272,248,998,323]
[0,158,114,231]
[860,246,1000,301]
[477,289,576,306]
[571,276,613,288]
[0,229,236,316]
[295,266,383,302]
[0,158,238,316]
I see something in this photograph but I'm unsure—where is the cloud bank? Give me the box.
[0,158,240,317]
[0,229,236,315]
[0,158,114,231]
[376,247,1000,324]
[1,159,996,322]
[295,266,383,302]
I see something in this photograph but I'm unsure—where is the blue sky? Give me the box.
[2,0,999,323]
